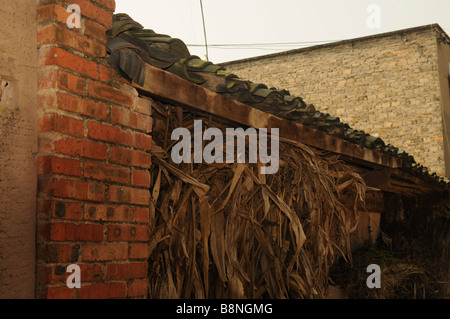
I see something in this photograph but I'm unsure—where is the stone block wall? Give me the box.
[36,0,153,298]
[223,27,447,177]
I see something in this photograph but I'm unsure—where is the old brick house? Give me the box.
[0,0,448,299]
[223,25,450,179]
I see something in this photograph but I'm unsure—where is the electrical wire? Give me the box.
[186,27,450,52]
[186,26,450,51]
[185,39,345,51]
[186,40,340,47]
[199,0,209,61]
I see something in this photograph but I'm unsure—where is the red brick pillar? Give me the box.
[36,0,152,299]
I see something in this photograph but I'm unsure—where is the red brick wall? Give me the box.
[36,0,153,299]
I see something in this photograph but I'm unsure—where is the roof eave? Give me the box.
[132,61,447,195]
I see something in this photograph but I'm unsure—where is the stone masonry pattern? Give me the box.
[223,29,446,177]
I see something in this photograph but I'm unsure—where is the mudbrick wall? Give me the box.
[223,27,449,178]
[0,0,38,299]
[36,0,153,298]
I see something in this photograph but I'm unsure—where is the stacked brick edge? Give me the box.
[36,0,153,299]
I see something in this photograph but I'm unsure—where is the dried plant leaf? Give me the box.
[148,102,365,299]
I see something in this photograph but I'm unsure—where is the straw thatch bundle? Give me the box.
[148,101,366,298]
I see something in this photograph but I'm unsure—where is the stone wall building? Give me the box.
[222,25,450,179]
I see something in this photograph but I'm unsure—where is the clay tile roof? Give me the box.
[106,13,448,186]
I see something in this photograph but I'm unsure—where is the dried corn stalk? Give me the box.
[148,102,366,299]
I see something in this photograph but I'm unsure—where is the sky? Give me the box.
[115,0,450,64]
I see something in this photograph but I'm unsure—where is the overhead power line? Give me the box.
[186,40,340,47]
[199,0,209,61]
[186,39,342,51]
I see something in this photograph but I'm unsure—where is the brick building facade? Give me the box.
[222,25,450,179]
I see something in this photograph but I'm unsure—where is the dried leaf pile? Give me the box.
[148,102,367,299]
[330,191,450,299]
[329,241,448,299]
